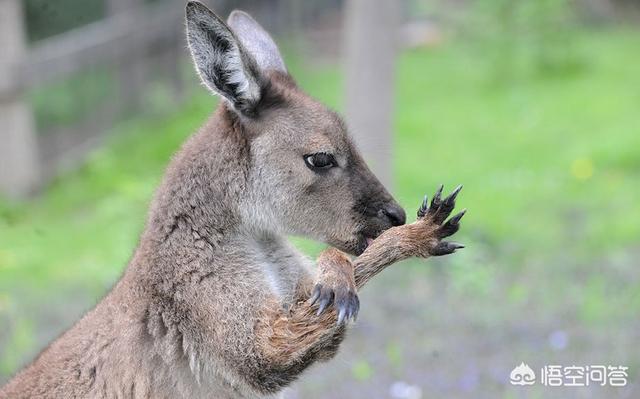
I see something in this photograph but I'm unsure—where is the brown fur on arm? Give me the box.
[255,292,345,366]
[249,248,355,392]
[353,224,418,288]
[316,248,356,294]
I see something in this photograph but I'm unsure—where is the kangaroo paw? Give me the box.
[415,184,466,256]
[311,248,359,324]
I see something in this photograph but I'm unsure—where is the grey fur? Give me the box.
[0,3,418,399]
[227,10,287,73]
[186,1,262,114]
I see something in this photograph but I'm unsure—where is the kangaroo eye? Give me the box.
[304,153,337,171]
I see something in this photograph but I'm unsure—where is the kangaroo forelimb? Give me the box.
[354,185,466,289]
[251,249,355,389]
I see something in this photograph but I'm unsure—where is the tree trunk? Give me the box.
[343,0,399,187]
[0,0,39,197]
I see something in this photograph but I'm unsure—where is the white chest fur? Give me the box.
[247,235,316,303]
[260,258,287,298]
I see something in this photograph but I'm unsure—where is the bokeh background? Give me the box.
[1,0,639,398]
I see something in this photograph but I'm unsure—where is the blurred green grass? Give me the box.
[1,28,640,380]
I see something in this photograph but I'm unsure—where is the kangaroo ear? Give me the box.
[185,1,262,116]
[227,10,287,74]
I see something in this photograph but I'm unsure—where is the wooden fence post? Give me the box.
[107,0,146,116]
[0,0,39,197]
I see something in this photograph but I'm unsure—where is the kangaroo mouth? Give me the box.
[334,233,375,257]
[353,231,382,256]
[340,218,398,256]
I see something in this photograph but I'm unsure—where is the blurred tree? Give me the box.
[343,0,399,187]
[582,0,640,21]
[471,0,582,80]
[24,0,106,42]
[106,0,146,115]
[0,0,39,196]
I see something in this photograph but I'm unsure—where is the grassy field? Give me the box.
[1,28,639,397]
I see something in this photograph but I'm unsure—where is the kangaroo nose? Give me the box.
[382,203,406,226]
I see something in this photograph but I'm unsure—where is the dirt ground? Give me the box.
[283,256,639,399]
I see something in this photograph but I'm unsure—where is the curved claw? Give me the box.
[439,209,466,238]
[317,295,332,315]
[337,307,347,325]
[351,294,360,321]
[315,286,335,316]
[334,290,360,325]
[431,241,465,256]
[309,284,321,305]
[430,184,444,210]
[449,208,466,224]
[417,195,429,218]
[445,185,463,205]
[433,185,463,224]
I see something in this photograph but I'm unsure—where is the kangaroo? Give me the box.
[0,2,465,398]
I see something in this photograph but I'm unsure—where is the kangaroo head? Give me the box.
[185,1,405,255]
